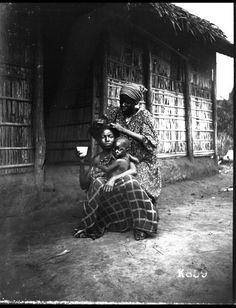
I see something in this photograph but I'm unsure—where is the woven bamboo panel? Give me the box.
[107,39,144,86]
[0,64,34,174]
[189,62,212,99]
[152,88,187,157]
[152,56,184,93]
[107,78,125,108]
[191,96,214,155]
[0,6,34,175]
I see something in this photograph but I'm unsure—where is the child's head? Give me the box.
[114,136,131,158]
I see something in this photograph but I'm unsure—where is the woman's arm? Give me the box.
[110,123,144,143]
[102,162,137,192]
[79,166,92,190]
[111,110,159,152]
[77,150,96,190]
[78,158,92,190]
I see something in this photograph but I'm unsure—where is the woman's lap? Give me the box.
[77,175,158,235]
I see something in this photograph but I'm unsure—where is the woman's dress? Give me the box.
[106,106,162,202]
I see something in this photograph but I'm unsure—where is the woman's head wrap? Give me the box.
[120,83,147,104]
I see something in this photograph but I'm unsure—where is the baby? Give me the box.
[95,136,139,179]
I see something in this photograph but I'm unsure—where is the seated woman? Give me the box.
[74,118,158,241]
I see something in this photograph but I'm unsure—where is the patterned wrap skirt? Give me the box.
[76,175,159,238]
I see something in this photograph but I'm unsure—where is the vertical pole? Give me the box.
[33,13,46,187]
[91,61,97,158]
[100,31,108,116]
[144,44,152,112]
[211,54,218,165]
[183,60,194,162]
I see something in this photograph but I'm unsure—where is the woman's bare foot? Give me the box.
[134,229,148,241]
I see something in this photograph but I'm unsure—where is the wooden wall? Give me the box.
[0,4,35,175]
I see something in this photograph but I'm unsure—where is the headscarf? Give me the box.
[120,83,147,104]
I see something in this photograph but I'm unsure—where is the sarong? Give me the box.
[76,175,159,238]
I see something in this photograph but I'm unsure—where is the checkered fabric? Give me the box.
[77,175,159,236]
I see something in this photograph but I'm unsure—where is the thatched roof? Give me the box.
[125,2,233,57]
[140,3,227,43]
[7,2,234,57]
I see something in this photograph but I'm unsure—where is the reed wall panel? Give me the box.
[0,5,34,174]
[105,35,214,158]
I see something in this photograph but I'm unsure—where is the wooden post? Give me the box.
[183,60,194,162]
[91,60,97,158]
[33,15,46,187]
[144,44,152,112]
[211,54,218,165]
[100,32,108,116]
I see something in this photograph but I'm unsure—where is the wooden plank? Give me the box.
[0,147,33,150]
[0,122,32,126]
[183,60,194,161]
[144,44,152,111]
[211,54,218,164]
[90,61,96,157]
[0,163,34,169]
[33,19,46,186]
[101,32,108,116]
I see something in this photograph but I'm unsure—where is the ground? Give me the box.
[0,164,233,304]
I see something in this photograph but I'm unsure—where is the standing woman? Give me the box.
[106,83,162,206]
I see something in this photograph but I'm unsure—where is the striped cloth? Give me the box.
[76,175,159,239]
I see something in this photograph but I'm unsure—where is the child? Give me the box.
[94,136,139,181]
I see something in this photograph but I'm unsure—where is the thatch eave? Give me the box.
[8,2,234,58]
[127,2,233,58]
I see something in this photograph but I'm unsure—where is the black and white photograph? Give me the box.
[0,2,234,305]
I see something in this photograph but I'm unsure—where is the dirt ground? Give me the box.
[0,163,234,304]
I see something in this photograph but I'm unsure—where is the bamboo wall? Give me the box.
[104,33,214,158]
[150,50,187,157]
[189,64,214,156]
[0,4,34,175]
[106,35,144,108]
[0,8,216,175]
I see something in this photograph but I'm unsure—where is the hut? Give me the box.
[0,3,234,187]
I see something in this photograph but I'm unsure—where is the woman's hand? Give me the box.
[76,150,90,165]
[110,123,126,134]
[110,122,144,143]
[103,178,116,192]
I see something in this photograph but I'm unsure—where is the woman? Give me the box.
[105,82,162,205]
[74,118,158,240]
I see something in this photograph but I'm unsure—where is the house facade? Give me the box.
[0,3,233,184]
